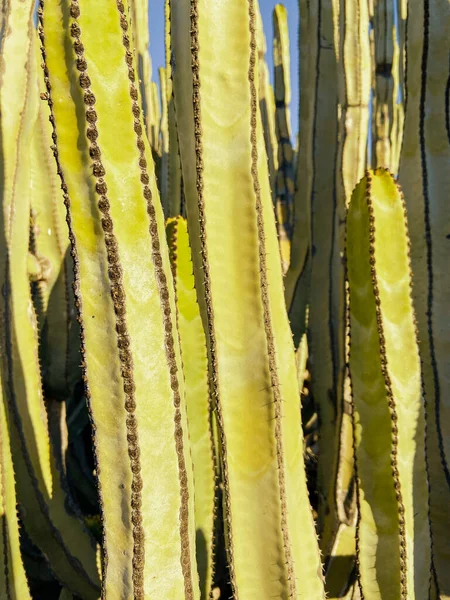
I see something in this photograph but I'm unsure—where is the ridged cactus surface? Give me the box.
[171,1,325,597]
[0,0,448,598]
[40,0,199,597]
[347,169,431,599]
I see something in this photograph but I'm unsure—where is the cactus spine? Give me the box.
[172,0,325,596]
[347,169,431,599]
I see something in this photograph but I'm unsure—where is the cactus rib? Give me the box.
[67,2,146,591]
[187,1,237,594]
[249,1,296,593]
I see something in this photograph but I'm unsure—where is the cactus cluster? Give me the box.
[0,0,449,599]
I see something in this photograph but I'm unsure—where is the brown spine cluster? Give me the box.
[188,0,237,596]
[247,1,298,597]
[365,169,407,599]
[115,2,194,597]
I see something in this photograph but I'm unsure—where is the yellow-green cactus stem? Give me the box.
[283,0,314,348]
[129,0,156,151]
[389,24,404,176]
[389,0,407,176]
[159,66,170,216]
[399,0,450,594]
[371,0,395,169]
[167,217,216,599]
[321,0,371,557]
[151,81,161,155]
[324,520,357,600]
[256,4,278,203]
[40,0,200,598]
[172,1,325,597]
[273,4,294,273]
[347,169,432,599]
[0,3,100,598]
[30,83,80,401]
[0,373,32,600]
[165,0,183,218]
[289,0,342,553]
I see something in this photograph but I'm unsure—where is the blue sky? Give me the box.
[148,0,299,138]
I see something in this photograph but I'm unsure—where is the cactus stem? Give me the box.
[66,1,149,594]
[418,0,449,488]
[188,0,238,596]
[113,3,196,597]
[248,1,296,596]
[38,0,108,591]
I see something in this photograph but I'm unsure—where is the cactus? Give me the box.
[256,4,278,204]
[166,217,216,599]
[320,0,372,568]
[371,0,395,168]
[171,0,325,597]
[273,4,294,273]
[0,3,100,597]
[129,0,156,153]
[0,371,32,600]
[0,0,448,598]
[159,66,169,215]
[40,0,199,598]
[399,0,450,594]
[347,169,431,599]
[30,79,81,402]
[283,0,315,348]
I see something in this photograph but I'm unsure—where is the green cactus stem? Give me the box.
[347,168,431,599]
[273,4,294,273]
[0,3,100,597]
[171,0,325,597]
[167,217,217,599]
[0,371,32,600]
[399,0,450,593]
[40,0,200,597]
